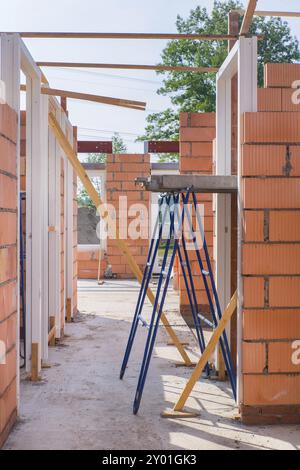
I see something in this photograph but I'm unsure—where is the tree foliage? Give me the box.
[138,0,300,160]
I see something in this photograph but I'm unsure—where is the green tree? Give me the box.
[138,1,300,160]
[77,133,127,208]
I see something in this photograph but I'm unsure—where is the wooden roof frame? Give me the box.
[36,62,219,73]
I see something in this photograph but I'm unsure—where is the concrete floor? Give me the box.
[4,280,300,450]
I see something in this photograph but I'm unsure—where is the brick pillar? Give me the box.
[0,103,18,447]
[240,63,300,423]
[106,154,150,279]
[179,112,215,320]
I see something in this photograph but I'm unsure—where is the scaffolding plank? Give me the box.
[137,174,238,193]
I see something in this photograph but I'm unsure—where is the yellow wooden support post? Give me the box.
[31,343,40,382]
[48,316,56,347]
[66,298,72,323]
[48,112,193,366]
[161,291,237,418]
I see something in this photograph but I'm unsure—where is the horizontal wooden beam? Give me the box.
[137,174,238,193]
[20,32,238,40]
[256,10,300,17]
[20,85,146,110]
[145,141,179,153]
[78,141,113,154]
[37,62,219,73]
[236,9,300,18]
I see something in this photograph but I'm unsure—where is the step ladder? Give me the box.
[120,189,236,414]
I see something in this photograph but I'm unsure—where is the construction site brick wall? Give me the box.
[0,103,18,447]
[106,154,150,279]
[179,112,215,318]
[241,63,300,425]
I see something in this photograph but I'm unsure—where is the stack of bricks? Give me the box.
[179,113,215,318]
[106,154,150,278]
[77,248,107,279]
[241,63,300,424]
[0,103,18,446]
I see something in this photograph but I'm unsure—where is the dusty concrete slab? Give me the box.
[4,280,300,450]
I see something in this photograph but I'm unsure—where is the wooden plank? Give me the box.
[162,291,237,415]
[20,32,239,40]
[78,141,113,154]
[31,343,40,381]
[66,298,72,323]
[20,85,146,110]
[238,10,300,18]
[256,11,300,18]
[37,62,219,73]
[48,112,193,367]
[240,0,258,35]
[145,141,179,153]
[137,175,238,193]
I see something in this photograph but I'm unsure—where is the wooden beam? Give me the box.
[20,32,238,40]
[31,343,40,381]
[78,141,113,154]
[20,84,146,110]
[137,174,238,193]
[48,111,193,367]
[236,9,300,18]
[240,1,258,35]
[255,11,300,18]
[145,141,179,153]
[66,298,72,323]
[161,291,237,417]
[37,62,219,73]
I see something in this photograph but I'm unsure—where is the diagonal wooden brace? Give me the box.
[48,112,193,366]
[161,291,237,418]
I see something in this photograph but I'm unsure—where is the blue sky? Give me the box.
[1,0,300,152]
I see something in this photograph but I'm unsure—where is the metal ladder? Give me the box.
[120,190,236,414]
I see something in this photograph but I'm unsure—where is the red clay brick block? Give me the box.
[0,313,16,352]
[242,145,300,177]
[269,342,300,373]
[0,137,16,176]
[191,142,213,157]
[0,348,16,397]
[243,374,300,405]
[269,211,300,241]
[189,113,215,127]
[243,309,300,341]
[242,112,300,144]
[0,247,17,284]
[180,127,216,143]
[0,174,16,211]
[242,244,300,275]
[242,342,266,373]
[242,178,300,209]
[281,88,300,112]
[0,213,16,246]
[0,282,17,323]
[0,104,17,144]
[242,211,264,242]
[269,277,300,307]
[181,156,212,173]
[265,63,300,88]
[243,277,264,308]
[257,88,282,111]
[0,377,17,435]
